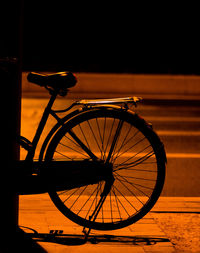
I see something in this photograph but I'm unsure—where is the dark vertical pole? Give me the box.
[0,0,22,248]
[0,2,47,252]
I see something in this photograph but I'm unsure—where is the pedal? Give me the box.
[17,136,33,151]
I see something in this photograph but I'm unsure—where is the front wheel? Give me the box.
[45,107,166,230]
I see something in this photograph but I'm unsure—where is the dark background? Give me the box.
[21,2,199,74]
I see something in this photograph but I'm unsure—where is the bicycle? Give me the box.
[17,71,166,237]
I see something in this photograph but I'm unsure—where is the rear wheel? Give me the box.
[45,108,166,230]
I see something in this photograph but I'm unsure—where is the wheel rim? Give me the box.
[47,109,164,230]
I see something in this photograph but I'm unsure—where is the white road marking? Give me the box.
[157,130,200,136]
[166,153,200,158]
[146,116,200,122]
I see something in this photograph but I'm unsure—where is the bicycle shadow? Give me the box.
[1,227,47,253]
[21,226,170,247]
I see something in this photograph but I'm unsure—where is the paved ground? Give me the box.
[18,195,200,252]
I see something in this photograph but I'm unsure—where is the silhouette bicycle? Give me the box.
[16,71,166,238]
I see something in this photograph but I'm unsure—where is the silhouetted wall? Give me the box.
[22,2,200,75]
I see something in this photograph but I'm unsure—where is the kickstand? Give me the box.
[82,194,106,242]
[82,179,114,243]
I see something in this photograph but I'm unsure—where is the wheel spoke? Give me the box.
[95,118,105,159]
[62,188,80,203]
[106,119,124,163]
[112,187,122,221]
[104,118,116,159]
[58,141,89,158]
[114,171,152,197]
[77,185,100,215]
[111,126,139,163]
[78,123,91,150]
[112,136,147,165]
[68,185,88,209]
[114,146,155,171]
[68,129,98,160]
[112,185,133,216]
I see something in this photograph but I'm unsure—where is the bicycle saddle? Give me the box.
[27,72,77,91]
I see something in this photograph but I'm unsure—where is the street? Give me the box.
[20,97,200,197]
[137,101,200,197]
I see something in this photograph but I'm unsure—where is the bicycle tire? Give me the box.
[45,107,166,230]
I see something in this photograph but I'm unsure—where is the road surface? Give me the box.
[20,98,200,196]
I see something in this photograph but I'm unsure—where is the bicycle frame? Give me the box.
[16,92,142,194]
[24,93,58,161]
[19,93,141,162]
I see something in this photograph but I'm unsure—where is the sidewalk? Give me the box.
[19,195,200,252]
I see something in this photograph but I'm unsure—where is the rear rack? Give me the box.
[77,97,142,106]
[52,97,142,114]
